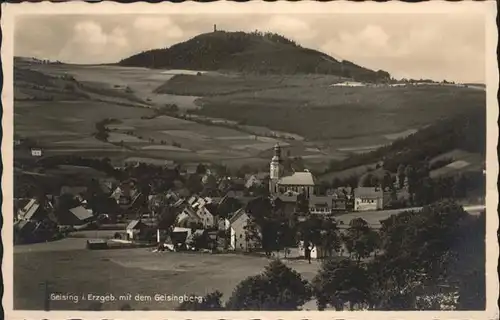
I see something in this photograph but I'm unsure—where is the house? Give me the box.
[111,184,143,208]
[309,196,334,215]
[298,241,338,259]
[245,172,269,189]
[196,204,216,228]
[99,179,117,195]
[176,207,201,227]
[177,197,216,229]
[31,148,43,157]
[126,219,148,240]
[228,209,260,251]
[171,227,192,248]
[273,194,298,217]
[353,187,384,211]
[331,191,348,212]
[61,205,94,226]
[17,199,48,221]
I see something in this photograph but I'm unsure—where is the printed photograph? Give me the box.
[8,3,493,313]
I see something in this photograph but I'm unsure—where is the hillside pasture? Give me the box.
[195,84,485,141]
[20,63,199,109]
[15,100,153,135]
[318,163,379,183]
[154,73,341,96]
[429,149,484,178]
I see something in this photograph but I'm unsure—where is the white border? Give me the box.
[2,1,498,320]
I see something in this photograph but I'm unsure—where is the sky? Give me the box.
[14,13,486,83]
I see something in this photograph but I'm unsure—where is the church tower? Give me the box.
[269,143,283,195]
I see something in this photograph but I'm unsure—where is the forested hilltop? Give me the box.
[118,30,391,82]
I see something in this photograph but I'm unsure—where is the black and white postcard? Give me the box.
[1,1,498,319]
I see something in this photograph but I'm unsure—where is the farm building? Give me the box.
[353,187,384,211]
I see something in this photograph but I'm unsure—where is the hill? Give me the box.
[320,107,486,182]
[118,30,391,82]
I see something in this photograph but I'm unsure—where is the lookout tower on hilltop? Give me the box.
[214,24,217,32]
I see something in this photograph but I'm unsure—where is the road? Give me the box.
[335,204,486,229]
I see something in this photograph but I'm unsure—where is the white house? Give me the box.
[196,205,215,228]
[126,219,147,240]
[354,187,383,211]
[31,148,43,157]
[298,241,338,259]
[228,209,260,251]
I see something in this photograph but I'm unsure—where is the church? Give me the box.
[269,143,317,198]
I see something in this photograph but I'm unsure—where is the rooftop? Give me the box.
[354,187,383,199]
[309,196,334,207]
[278,171,316,186]
[69,206,94,221]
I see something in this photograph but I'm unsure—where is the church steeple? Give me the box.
[269,143,283,195]
[272,142,281,162]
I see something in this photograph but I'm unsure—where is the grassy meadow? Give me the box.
[14,62,486,172]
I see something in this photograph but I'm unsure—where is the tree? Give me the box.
[382,172,394,190]
[226,260,312,310]
[397,164,406,189]
[342,218,378,263]
[196,163,207,175]
[186,174,203,194]
[313,258,371,310]
[243,215,262,252]
[369,200,472,310]
[156,205,178,230]
[177,291,225,310]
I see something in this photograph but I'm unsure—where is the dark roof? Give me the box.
[354,187,383,199]
[276,194,298,203]
[309,196,333,207]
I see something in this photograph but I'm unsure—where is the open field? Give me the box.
[14,245,320,311]
[18,63,200,110]
[429,149,484,178]
[158,72,485,142]
[318,163,379,183]
[14,63,485,171]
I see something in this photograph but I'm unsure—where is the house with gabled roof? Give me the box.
[354,187,383,211]
[228,208,260,251]
[56,205,94,226]
[126,219,148,240]
[17,198,48,221]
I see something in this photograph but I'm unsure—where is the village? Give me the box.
[13,142,409,260]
